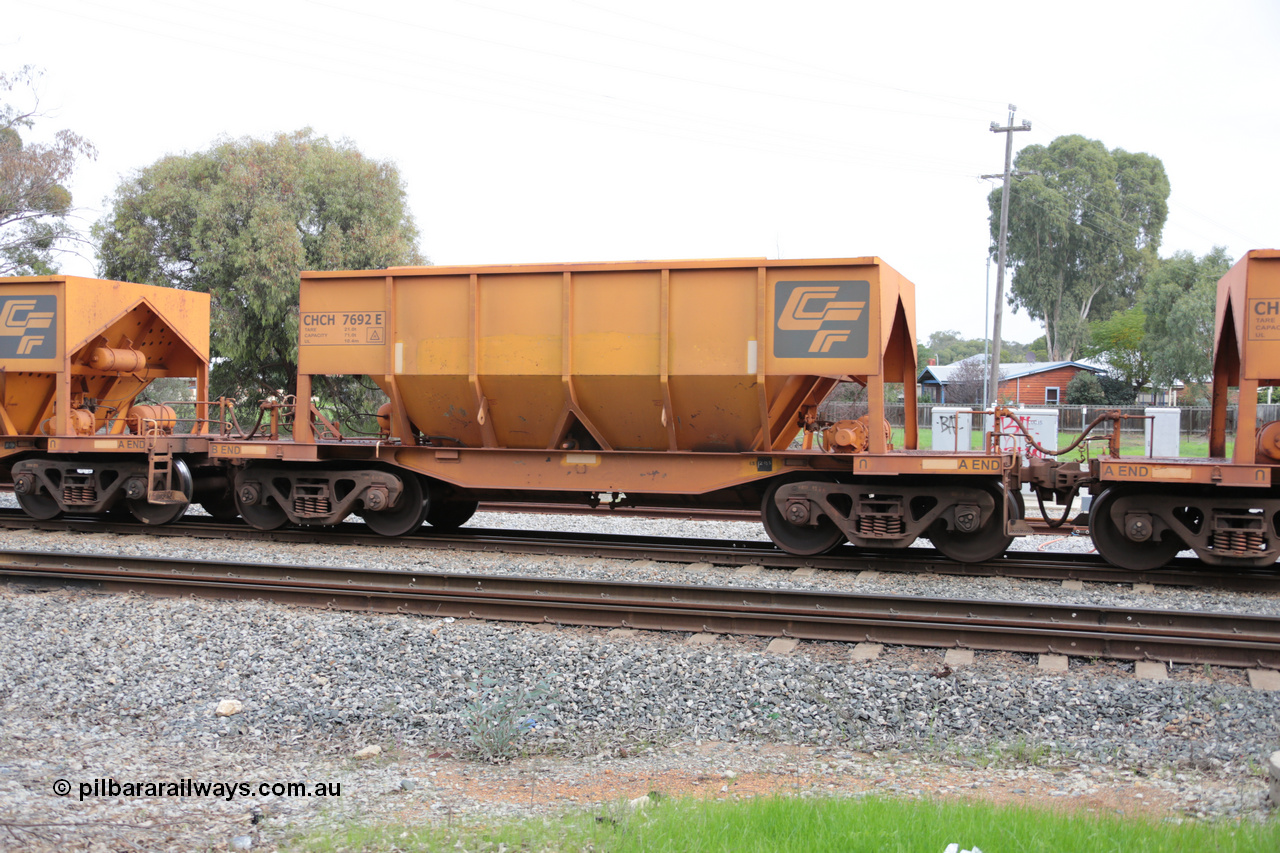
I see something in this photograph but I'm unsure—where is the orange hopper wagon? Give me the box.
[0,275,212,523]
[213,257,1022,561]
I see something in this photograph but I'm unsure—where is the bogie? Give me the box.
[11,456,193,525]
[761,475,1019,562]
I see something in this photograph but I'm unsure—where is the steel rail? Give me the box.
[0,508,1275,592]
[475,501,1085,535]
[0,510,1264,588]
[1,549,1277,668]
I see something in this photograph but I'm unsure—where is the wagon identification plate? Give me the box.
[1248,299,1280,341]
[773,281,869,358]
[300,311,386,345]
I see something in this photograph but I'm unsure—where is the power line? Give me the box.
[24,0,995,178]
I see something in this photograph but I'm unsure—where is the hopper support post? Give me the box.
[56,351,72,436]
[867,374,886,453]
[754,267,771,452]
[194,361,209,435]
[293,374,313,443]
[901,318,918,450]
[1235,378,1259,464]
[1210,349,1231,458]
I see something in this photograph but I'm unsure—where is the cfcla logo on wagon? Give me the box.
[0,296,57,358]
[773,280,870,358]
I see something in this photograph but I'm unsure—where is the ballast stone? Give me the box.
[1038,654,1069,673]
[1248,669,1280,691]
[1135,661,1168,682]
[766,638,800,655]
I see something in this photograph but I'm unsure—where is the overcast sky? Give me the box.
[5,0,1277,347]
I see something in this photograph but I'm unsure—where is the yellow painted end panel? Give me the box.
[876,260,917,382]
[1239,252,1280,382]
[64,277,210,361]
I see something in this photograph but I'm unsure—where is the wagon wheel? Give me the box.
[127,458,193,525]
[927,487,1016,564]
[426,498,479,531]
[198,478,241,522]
[1089,488,1183,571]
[233,471,289,530]
[760,475,846,556]
[363,473,428,537]
[199,493,242,522]
[15,488,61,520]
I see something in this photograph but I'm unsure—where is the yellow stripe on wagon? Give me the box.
[209,444,269,457]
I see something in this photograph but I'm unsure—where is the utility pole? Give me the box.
[983,104,1031,410]
[983,254,991,408]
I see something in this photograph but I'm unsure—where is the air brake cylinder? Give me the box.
[38,408,96,436]
[376,402,394,438]
[821,416,892,453]
[89,347,147,373]
[126,404,177,435]
[1256,421,1280,462]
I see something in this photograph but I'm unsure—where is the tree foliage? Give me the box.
[944,357,990,405]
[990,135,1169,361]
[1065,371,1107,405]
[1141,247,1231,387]
[0,66,97,275]
[1082,306,1151,395]
[94,129,424,419]
[917,330,1037,368]
[1097,373,1137,406]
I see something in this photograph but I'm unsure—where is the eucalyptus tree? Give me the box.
[0,66,97,275]
[1142,247,1232,388]
[95,130,424,424]
[989,135,1169,360]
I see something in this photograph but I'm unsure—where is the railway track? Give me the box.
[0,508,1276,593]
[3,548,1277,669]
[475,501,1088,536]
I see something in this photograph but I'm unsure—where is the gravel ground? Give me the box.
[0,511,1277,851]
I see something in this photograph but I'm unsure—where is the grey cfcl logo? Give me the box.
[773,280,870,358]
[0,296,56,358]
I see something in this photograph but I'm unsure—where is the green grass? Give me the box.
[283,795,1279,853]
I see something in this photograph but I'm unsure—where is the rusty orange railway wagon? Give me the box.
[207,258,1026,562]
[0,275,219,523]
[1041,249,1280,571]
